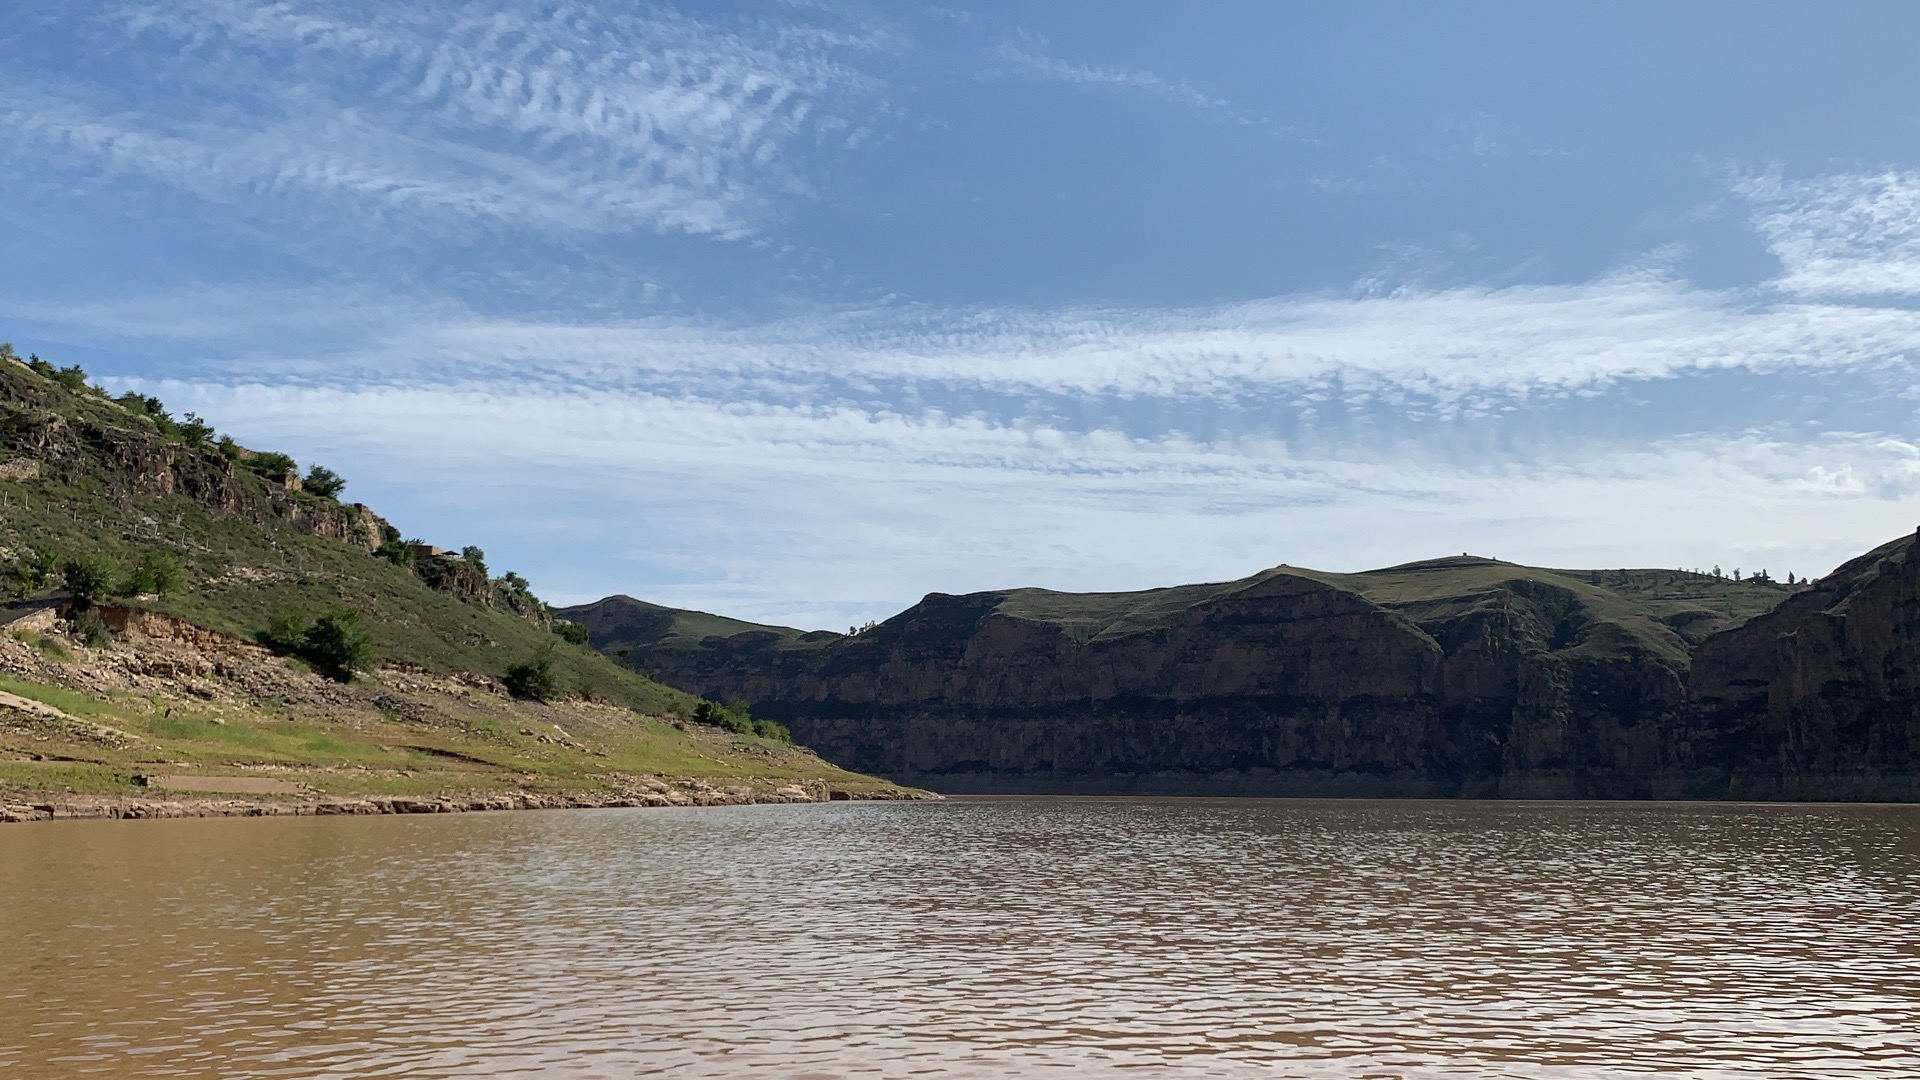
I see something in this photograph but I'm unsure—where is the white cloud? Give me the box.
[158,273,1920,418]
[24,158,1920,623]
[1736,169,1920,298]
[113,370,1920,627]
[984,38,1237,116]
[1,0,898,239]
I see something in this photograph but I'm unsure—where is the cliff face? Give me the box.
[1687,530,1920,800]
[566,554,1861,798]
[1,362,386,551]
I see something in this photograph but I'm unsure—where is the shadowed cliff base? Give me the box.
[565,531,1920,801]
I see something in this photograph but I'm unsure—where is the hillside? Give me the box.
[558,544,1920,801]
[0,346,918,812]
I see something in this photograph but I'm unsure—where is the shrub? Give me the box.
[302,607,372,682]
[178,412,214,448]
[375,538,415,567]
[461,545,489,578]
[259,608,311,654]
[30,358,90,392]
[122,552,185,598]
[9,549,58,593]
[69,609,113,648]
[60,556,115,610]
[553,621,590,645]
[303,465,346,499]
[216,435,244,461]
[116,393,178,436]
[752,719,791,743]
[504,649,556,700]
[247,451,297,477]
[693,698,756,736]
[256,606,371,682]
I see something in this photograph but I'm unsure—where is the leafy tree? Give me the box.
[302,607,372,682]
[693,698,757,736]
[28,356,90,391]
[216,435,244,461]
[375,538,415,567]
[259,608,312,654]
[553,621,590,645]
[12,549,58,591]
[123,551,185,597]
[178,412,214,448]
[460,545,489,577]
[247,451,297,477]
[504,648,556,700]
[60,556,115,610]
[303,465,346,499]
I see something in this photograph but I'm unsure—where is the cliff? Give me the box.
[1687,529,1920,800]
[559,554,1900,799]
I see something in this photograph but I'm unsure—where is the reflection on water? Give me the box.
[2,798,1918,1077]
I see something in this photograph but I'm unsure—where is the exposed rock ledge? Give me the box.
[0,776,934,824]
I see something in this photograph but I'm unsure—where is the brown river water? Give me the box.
[2,797,1918,1078]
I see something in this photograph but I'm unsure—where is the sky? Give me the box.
[5,1,1920,629]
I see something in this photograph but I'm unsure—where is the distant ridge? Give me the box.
[562,538,1920,801]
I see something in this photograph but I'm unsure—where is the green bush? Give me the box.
[68,609,113,648]
[27,356,90,392]
[752,719,792,743]
[553,621,590,645]
[122,551,185,598]
[247,451,297,476]
[504,648,556,700]
[303,465,346,499]
[8,549,58,595]
[693,698,757,736]
[303,607,372,682]
[256,606,371,683]
[374,538,415,566]
[178,412,214,448]
[60,556,115,610]
[260,607,311,653]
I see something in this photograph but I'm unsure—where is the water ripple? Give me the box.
[2,798,1918,1077]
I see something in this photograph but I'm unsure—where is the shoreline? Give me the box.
[0,776,935,823]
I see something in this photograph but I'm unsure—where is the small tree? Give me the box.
[504,648,556,700]
[260,608,312,654]
[553,621,590,645]
[461,545,489,578]
[60,556,114,611]
[178,412,214,448]
[303,465,346,499]
[374,538,415,566]
[301,607,372,683]
[123,551,186,597]
[248,451,297,476]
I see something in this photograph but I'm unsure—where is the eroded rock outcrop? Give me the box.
[1687,530,1920,800]
[569,555,1842,798]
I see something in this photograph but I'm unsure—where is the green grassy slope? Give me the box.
[0,350,685,712]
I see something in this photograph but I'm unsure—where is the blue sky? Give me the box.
[6,1,1920,628]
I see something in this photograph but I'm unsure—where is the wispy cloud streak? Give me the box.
[2,0,898,239]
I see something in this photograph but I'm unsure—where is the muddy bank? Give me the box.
[0,775,934,823]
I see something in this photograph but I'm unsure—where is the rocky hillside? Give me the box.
[563,547,1919,800]
[0,346,659,705]
[0,344,922,809]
